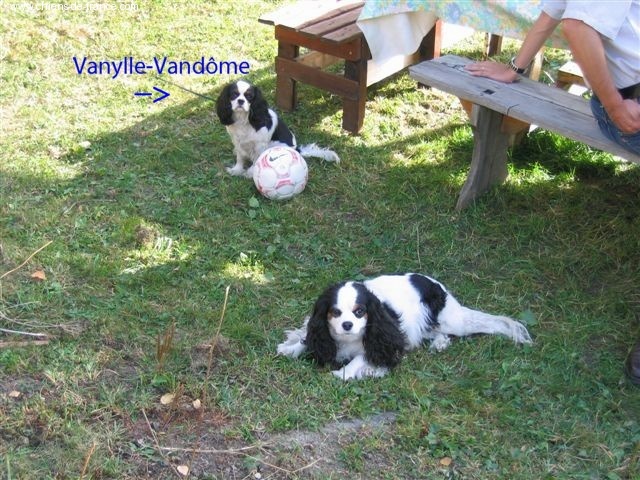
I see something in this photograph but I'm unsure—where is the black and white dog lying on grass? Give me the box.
[216,80,340,178]
[277,273,532,380]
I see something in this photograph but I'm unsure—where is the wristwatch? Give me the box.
[508,56,528,74]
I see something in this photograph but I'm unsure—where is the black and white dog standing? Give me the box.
[216,80,340,177]
[277,273,532,380]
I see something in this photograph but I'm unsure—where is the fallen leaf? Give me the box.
[8,390,21,398]
[176,465,189,476]
[160,393,175,405]
[192,399,201,409]
[30,270,46,281]
[439,457,452,467]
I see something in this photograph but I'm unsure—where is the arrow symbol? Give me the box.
[134,86,170,103]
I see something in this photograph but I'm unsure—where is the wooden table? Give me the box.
[259,0,441,133]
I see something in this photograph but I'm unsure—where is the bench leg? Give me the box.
[456,105,510,210]
[342,41,368,133]
[276,41,299,111]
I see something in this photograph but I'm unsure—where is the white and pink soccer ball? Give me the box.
[253,146,308,200]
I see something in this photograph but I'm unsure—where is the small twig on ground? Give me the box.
[141,408,182,478]
[0,340,50,348]
[0,327,48,338]
[79,441,97,479]
[204,286,231,390]
[159,445,320,477]
[252,455,321,477]
[0,240,53,280]
[0,317,82,335]
[288,457,322,476]
[159,445,263,455]
[186,285,231,475]
[1,301,83,336]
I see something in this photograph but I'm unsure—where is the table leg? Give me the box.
[342,39,368,133]
[275,40,299,111]
[487,34,503,57]
[419,19,442,61]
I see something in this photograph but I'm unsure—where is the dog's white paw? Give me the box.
[357,365,388,379]
[511,322,533,344]
[226,164,246,176]
[331,364,388,381]
[277,340,306,358]
[243,166,255,179]
[277,327,307,358]
[332,367,355,381]
[430,334,451,352]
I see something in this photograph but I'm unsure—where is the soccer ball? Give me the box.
[253,146,308,200]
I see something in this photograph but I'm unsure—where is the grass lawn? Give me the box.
[1,1,639,479]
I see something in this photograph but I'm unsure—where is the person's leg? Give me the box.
[591,95,640,385]
[590,96,640,155]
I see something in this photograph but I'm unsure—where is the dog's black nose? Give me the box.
[342,321,353,331]
[237,98,244,105]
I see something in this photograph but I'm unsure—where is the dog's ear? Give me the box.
[216,83,234,125]
[363,291,406,369]
[248,85,272,130]
[305,285,339,366]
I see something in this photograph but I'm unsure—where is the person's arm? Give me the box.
[465,12,560,83]
[562,18,640,134]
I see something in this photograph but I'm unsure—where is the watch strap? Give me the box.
[509,57,527,74]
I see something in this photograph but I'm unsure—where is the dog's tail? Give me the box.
[298,144,340,163]
[459,307,533,344]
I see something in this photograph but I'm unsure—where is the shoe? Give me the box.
[624,342,640,386]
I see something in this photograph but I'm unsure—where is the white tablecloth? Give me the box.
[357,0,567,62]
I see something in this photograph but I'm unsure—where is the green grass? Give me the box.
[2,1,640,479]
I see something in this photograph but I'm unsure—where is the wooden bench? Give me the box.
[409,54,640,209]
[259,1,441,133]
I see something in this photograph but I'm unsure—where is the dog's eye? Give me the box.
[244,91,253,101]
[329,307,341,318]
[353,307,366,318]
[230,91,240,100]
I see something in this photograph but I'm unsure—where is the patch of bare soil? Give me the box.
[126,407,399,479]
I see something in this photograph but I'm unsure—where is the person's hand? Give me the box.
[465,61,519,84]
[606,99,640,134]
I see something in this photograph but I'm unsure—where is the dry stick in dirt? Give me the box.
[0,240,53,343]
